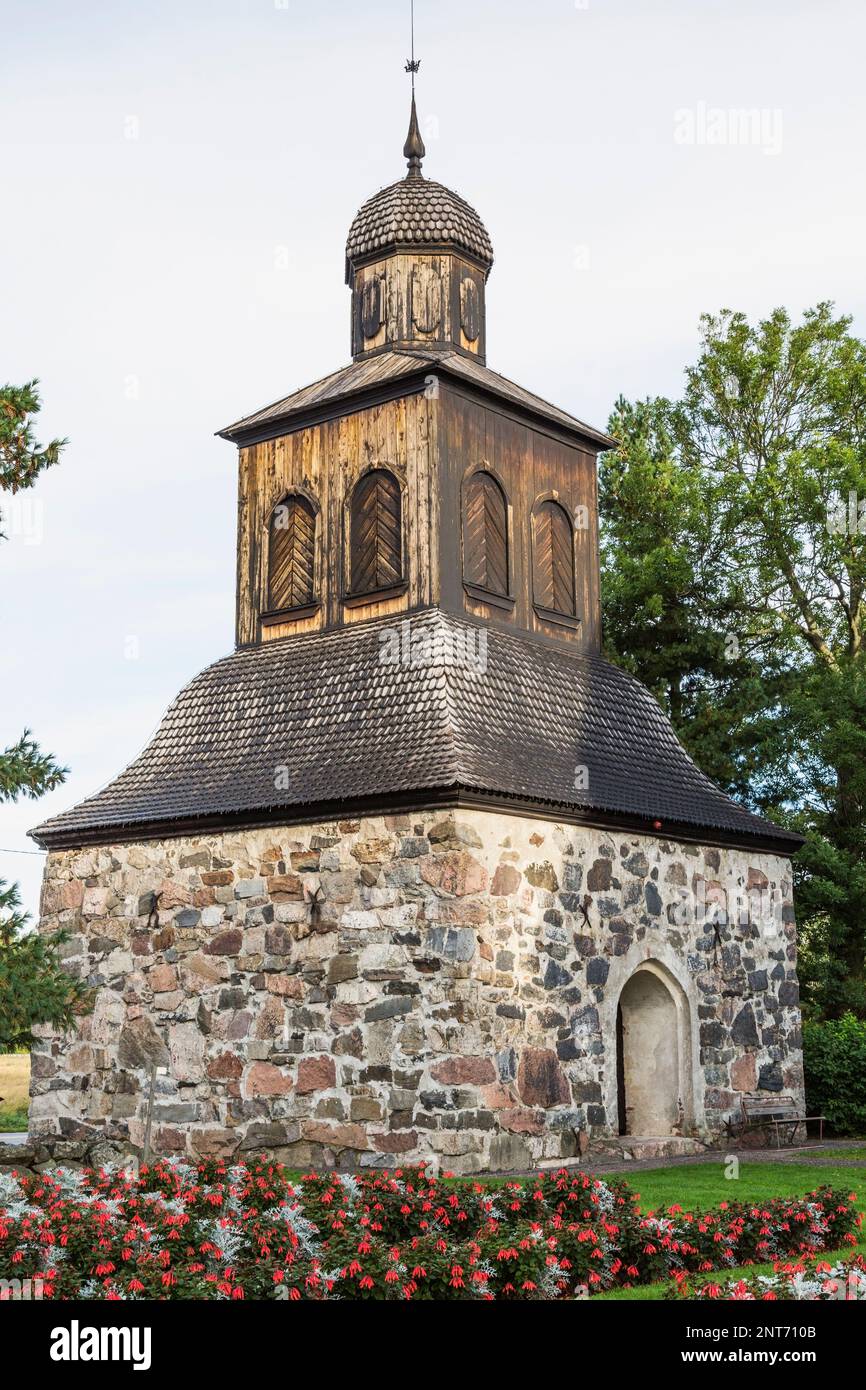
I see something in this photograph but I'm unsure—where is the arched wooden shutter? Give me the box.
[462,471,509,596]
[350,469,402,594]
[533,500,576,617]
[267,495,316,610]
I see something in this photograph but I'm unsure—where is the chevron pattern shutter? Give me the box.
[267,495,316,610]
[533,500,576,616]
[350,469,402,594]
[462,471,509,596]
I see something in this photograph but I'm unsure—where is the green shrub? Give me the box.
[0,1102,28,1131]
[804,1012,866,1135]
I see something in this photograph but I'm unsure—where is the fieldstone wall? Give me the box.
[30,810,804,1172]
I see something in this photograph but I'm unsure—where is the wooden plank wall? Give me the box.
[235,392,437,646]
[352,253,486,361]
[438,386,602,652]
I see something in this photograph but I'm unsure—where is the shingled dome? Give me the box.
[346,176,494,275]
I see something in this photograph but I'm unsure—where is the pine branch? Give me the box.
[0,730,67,802]
[0,380,67,496]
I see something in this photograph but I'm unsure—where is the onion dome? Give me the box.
[345,97,494,277]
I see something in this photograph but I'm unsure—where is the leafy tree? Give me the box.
[600,305,866,1017]
[782,661,866,1016]
[599,395,794,804]
[0,381,83,1048]
[803,1012,866,1134]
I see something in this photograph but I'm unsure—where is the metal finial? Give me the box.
[403,0,424,176]
[403,94,425,177]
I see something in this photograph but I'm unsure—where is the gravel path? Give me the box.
[578,1140,866,1175]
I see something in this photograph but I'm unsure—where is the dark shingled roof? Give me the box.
[345,176,494,274]
[31,609,802,854]
[218,348,616,450]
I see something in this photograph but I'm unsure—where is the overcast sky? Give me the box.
[2,0,865,921]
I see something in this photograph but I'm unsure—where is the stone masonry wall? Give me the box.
[30,810,804,1172]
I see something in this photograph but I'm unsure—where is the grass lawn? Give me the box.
[594,1156,866,1300]
[0,1052,30,1131]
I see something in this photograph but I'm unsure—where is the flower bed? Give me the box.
[0,1161,860,1301]
[669,1253,866,1300]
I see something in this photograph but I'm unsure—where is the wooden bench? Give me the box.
[738,1093,825,1147]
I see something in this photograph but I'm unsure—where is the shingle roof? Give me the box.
[31,609,801,854]
[218,352,427,438]
[218,348,616,449]
[346,176,494,274]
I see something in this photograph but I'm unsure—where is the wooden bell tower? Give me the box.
[221,70,613,654]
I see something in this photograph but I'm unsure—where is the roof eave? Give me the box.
[217,358,616,452]
[433,365,617,451]
[29,785,804,858]
[215,362,435,444]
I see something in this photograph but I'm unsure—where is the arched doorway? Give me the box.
[616,964,688,1136]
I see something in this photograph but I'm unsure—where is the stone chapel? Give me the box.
[29,95,806,1171]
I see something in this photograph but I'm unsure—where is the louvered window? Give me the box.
[533,500,576,618]
[349,469,402,595]
[267,495,316,611]
[462,470,509,597]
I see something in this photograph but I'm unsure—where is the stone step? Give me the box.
[589,1135,711,1162]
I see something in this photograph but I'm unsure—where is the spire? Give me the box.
[403,94,425,177]
[403,0,424,177]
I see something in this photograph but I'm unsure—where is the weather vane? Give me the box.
[402,0,425,175]
[405,0,420,92]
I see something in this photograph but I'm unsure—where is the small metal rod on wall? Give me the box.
[142,1064,157,1164]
